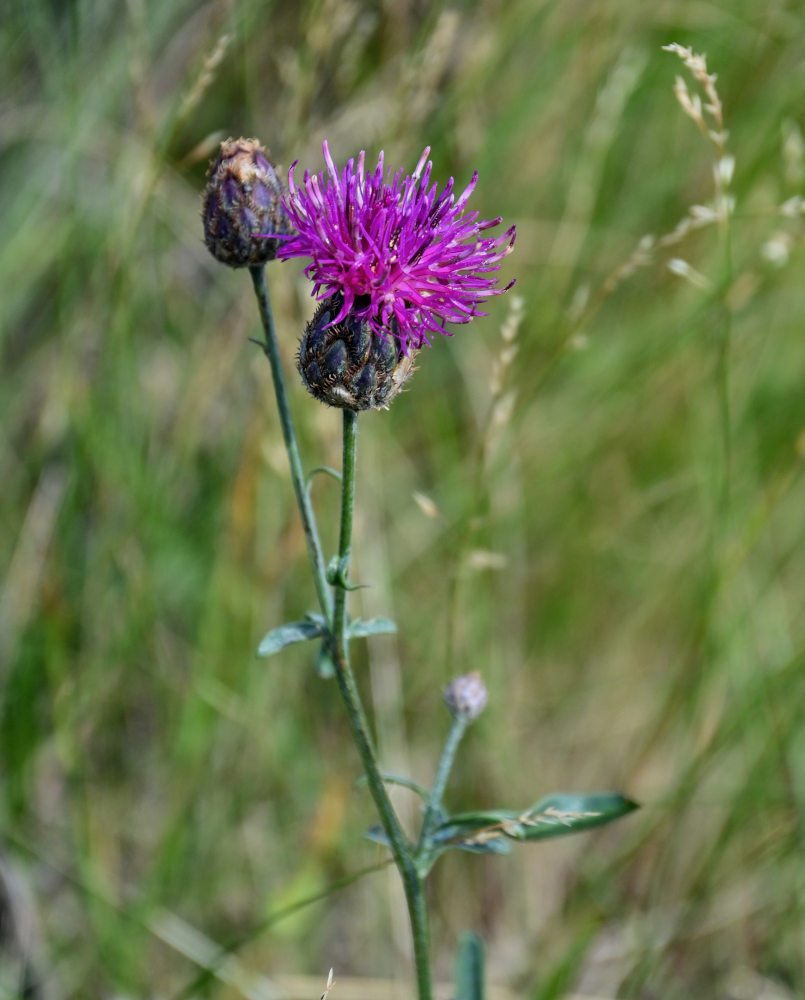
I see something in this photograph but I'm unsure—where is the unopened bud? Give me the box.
[202,137,292,268]
[443,672,488,722]
[298,294,416,411]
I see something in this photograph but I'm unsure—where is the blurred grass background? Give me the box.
[3,0,805,996]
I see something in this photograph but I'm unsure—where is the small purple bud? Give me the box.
[443,672,488,722]
[202,137,293,268]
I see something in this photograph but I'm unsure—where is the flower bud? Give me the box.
[443,672,488,722]
[202,137,292,268]
[298,294,416,411]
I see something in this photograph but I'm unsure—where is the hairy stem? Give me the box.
[333,409,357,642]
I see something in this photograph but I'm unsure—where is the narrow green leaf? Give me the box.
[455,932,485,1000]
[516,792,639,841]
[348,616,398,638]
[257,620,324,658]
[432,792,637,848]
[436,808,516,827]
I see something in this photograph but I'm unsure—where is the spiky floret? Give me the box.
[276,142,516,354]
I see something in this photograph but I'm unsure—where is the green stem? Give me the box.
[330,409,433,1000]
[333,409,357,642]
[248,266,332,620]
[419,715,469,851]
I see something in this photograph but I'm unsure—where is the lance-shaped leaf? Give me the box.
[257,618,325,658]
[347,617,398,638]
[455,932,485,1000]
[431,792,637,849]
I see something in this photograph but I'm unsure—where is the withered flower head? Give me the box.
[202,138,292,268]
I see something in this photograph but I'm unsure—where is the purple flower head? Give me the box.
[276,142,516,354]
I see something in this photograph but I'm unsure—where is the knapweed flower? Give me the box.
[202,138,292,268]
[276,142,516,355]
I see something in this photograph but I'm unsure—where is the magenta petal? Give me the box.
[278,141,516,347]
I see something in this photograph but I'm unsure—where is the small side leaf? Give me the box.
[455,932,485,1000]
[348,617,398,639]
[257,620,324,658]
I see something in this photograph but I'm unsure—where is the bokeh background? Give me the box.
[3,0,805,997]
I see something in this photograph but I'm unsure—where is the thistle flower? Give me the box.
[276,142,516,354]
[298,293,415,411]
[202,138,292,268]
